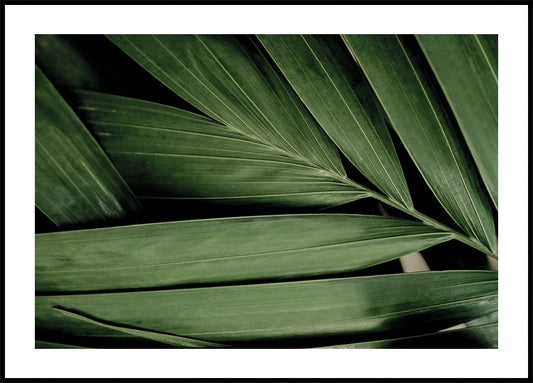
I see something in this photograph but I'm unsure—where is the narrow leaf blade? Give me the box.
[416,34,498,208]
[35,67,139,226]
[36,214,453,292]
[36,271,497,346]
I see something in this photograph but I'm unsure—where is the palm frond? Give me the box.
[258,34,412,208]
[73,91,366,207]
[36,214,452,292]
[37,271,496,347]
[34,34,498,349]
[343,35,496,253]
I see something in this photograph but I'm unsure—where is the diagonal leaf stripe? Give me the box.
[107,35,346,178]
[53,307,229,348]
[258,35,412,208]
[343,35,496,253]
[36,214,453,292]
[74,91,365,207]
[35,67,139,226]
[416,35,498,208]
[36,271,497,345]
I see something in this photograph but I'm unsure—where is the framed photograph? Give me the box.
[3,2,529,380]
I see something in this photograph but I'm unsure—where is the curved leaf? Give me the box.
[35,67,139,226]
[416,34,498,208]
[258,34,412,208]
[36,271,497,345]
[343,35,496,253]
[74,91,365,207]
[36,214,453,292]
[107,35,345,178]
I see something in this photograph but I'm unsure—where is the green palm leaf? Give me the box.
[74,91,365,207]
[258,34,412,208]
[36,214,452,292]
[416,34,498,208]
[53,307,229,348]
[36,271,496,346]
[343,35,496,253]
[35,66,139,226]
[33,34,499,349]
[107,35,345,178]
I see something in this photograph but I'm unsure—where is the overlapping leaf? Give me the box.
[36,271,497,346]
[343,35,496,253]
[54,308,228,348]
[107,35,345,178]
[416,34,498,208]
[33,35,500,350]
[325,309,498,348]
[35,67,139,226]
[258,35,412,208]
[36,214,452,292]
[74,91,365,207]
[320,322,497,349]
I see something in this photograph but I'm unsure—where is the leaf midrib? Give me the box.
[37,232,452,274]
[341,35,496,256]
[120,35,354,187]
[104,36,496,257]
[300,35,406,205]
